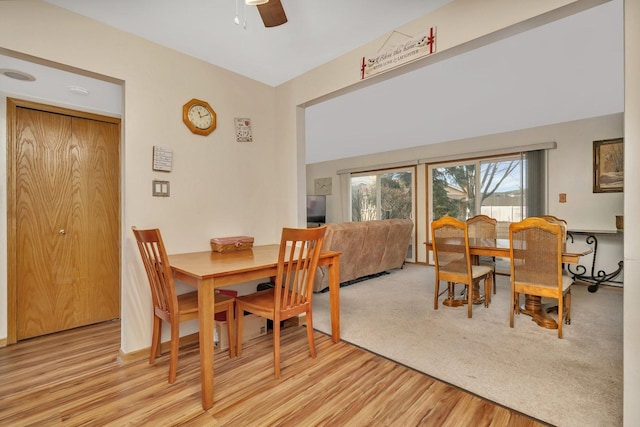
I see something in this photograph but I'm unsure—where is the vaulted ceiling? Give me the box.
[1,1,623,164]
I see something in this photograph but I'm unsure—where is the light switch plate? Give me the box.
[153,180,170,197]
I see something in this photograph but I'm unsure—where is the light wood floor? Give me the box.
[0,321,545,426]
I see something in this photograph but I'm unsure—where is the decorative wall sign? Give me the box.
[152,146,173,172]
[314,177,332,195]
[593,138,623,193]
[235,117,253,142]
[361,27,436,79]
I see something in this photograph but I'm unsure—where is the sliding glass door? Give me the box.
[429,154,530,238]
[350,167,415,261]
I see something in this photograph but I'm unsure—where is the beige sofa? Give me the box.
[313,219,414,292]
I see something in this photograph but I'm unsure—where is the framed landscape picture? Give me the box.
[593,138,623,193]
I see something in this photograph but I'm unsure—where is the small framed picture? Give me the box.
[593,138,623,193]
[235,117,253,142]
[152,146,172,172]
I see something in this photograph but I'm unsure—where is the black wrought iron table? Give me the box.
[567,229,623,293]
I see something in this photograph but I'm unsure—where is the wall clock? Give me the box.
[182,98,217,136]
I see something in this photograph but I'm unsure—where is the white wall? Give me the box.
[0,1,287,352]
[624,0,640,423]
[304,0,623,165]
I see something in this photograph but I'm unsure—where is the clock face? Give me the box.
[188,104,213,130]
[183,98,217,135]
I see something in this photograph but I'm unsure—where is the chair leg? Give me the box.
[306,311,317,359]
[235,304,244,357]
[273,317,281,379]
[226,302,235,358]
[510,291,515,328]
[557,295,564,339]
[493,271,497,294]
[484,275,492,308]
[168,321,180,384]
[150,316,162,364]
[433,279,440,310]
[467,285,472,318]
[565,290,572,325]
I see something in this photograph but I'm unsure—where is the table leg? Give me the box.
[442,282,484,306]
[197,278,215,410]
[328,254,341,343]
[443,282,464,307]
[520,294,558,329]
[566,232,624,293]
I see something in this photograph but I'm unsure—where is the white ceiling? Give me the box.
[0,0,624,165]
[43,0,454,87]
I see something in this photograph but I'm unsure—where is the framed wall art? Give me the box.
[235,117,253,142]
[593,138,623,193]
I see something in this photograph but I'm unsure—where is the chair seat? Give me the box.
[236,289,275,317]
[514,275,573,293]
[177,291,199,316]
[176,291,235,316]
[236,289,309,319]
[561,274,574,292]
[471,264,493,279]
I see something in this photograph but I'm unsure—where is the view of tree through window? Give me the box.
[351,170,413,221]
[350,167,415,260]
[430,156,525,231]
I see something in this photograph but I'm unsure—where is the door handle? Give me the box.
[59,229,66,236]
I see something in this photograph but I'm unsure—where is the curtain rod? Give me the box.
[337,160,418,175]
[417,141,557,164]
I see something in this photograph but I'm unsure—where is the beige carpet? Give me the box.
[312,263,623,427]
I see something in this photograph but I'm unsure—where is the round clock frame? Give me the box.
[182,98,217,136]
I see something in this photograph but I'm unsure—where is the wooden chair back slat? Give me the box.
[132,226,237,382]
[236,225,326,378]
[132,227,178,320]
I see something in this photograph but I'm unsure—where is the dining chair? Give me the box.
[132,227,236,384]
[509,218,572,338]
[538,215,568,251]
[235,225,327,378]
[431,216,494,317]
[467,214,498,299]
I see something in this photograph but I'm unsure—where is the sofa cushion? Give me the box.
[379,219,413,271]
[321,222,366,285]
[355,220,389,278]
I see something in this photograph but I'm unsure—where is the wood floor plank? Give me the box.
[0,320,545,426]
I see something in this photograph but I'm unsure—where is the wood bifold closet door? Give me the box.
[13,105,120,340]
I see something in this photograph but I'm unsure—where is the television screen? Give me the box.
[306,195,326,224]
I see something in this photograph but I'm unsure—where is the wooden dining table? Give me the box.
[424,238,592,327]
[168,244,341,410]
[425,238,590,264]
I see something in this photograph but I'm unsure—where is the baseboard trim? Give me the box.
[118,332,202,365]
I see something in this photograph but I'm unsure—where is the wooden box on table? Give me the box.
[210,236,254,252]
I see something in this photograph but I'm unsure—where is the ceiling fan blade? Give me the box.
[257,0,287,28]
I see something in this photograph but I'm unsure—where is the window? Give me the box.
[428,151,545,238]
[350,166,415,260]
